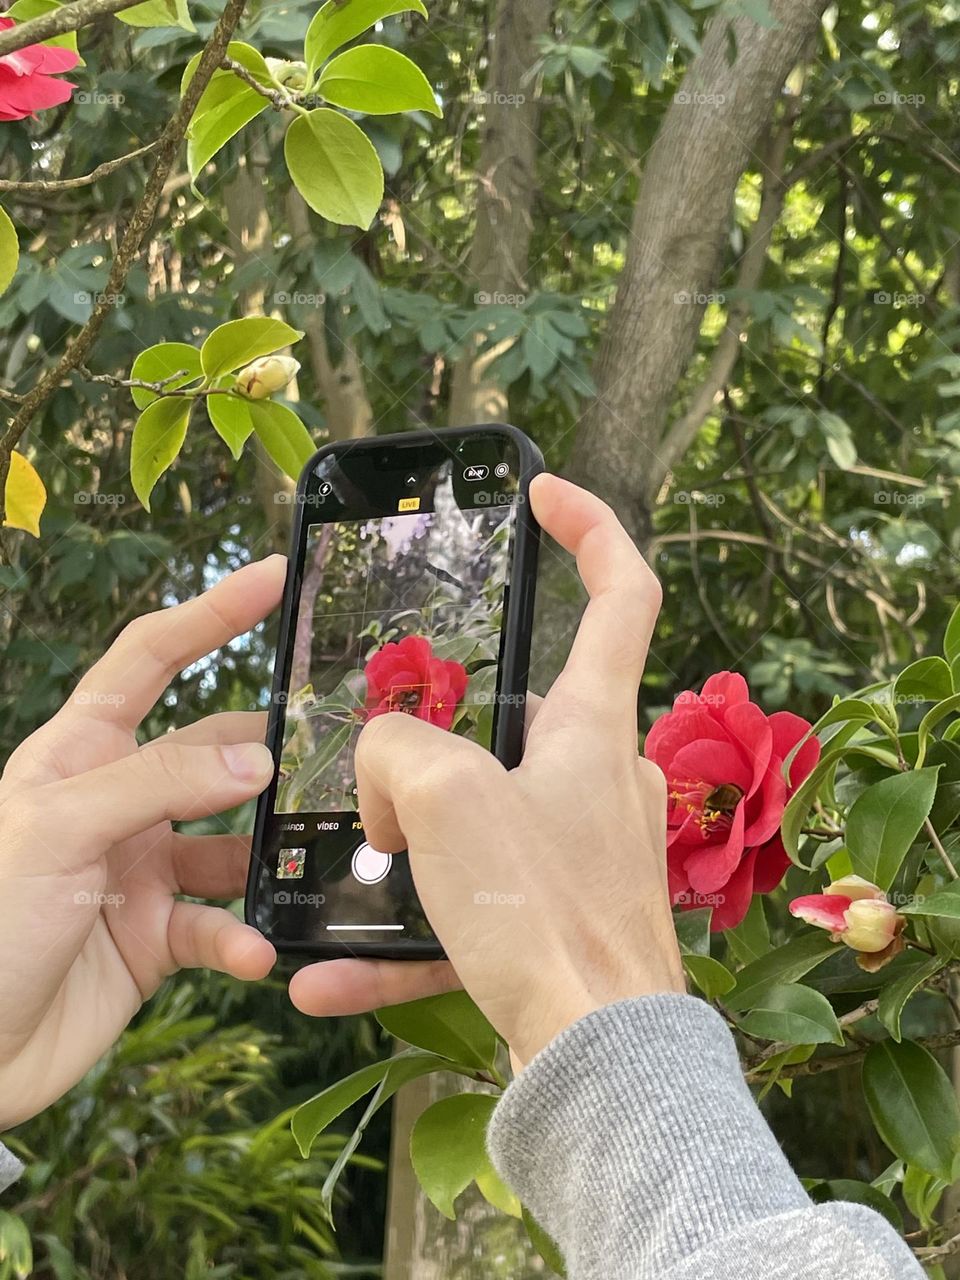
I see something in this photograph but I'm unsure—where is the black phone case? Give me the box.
[244,424,544,960]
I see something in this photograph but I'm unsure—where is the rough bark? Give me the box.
[447,0,553,426]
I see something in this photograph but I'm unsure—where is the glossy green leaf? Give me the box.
[318,45,440,116]
[724,895,771,965]
[377,990,499,1071]
[200,317,303,380]
[117,0,194,30]
[130,342,202,410]
[781,723,871,863]
[0,206,18,299]
[917,695,960,769]
[292,1048,465,1157]
[682,954,735,1000]
[305,0,428,80]
[206,393,253,460]
[248,400,315,481]
[737,982,843,1046]
[410,1093,496,1219]
[672,907,712,956]
[902,1163,949,1229]
[475,1165,521,1217]
[522,1207,566,1278]
[130,398,191,512]
[901,881,960,920]
[847,767,939,889]
[284,109,384,228]
[862,1040,960,1181]
[808,1179,903,1232]
[896,657,954,704]
[944,601,960,667]
[726,932,837,1012]
[876,954,943,1042]
[182,44,273,178]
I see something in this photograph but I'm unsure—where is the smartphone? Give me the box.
[245,424,543,959]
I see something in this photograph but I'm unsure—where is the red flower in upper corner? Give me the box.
[644,671,820,932]
[0,18,79,123]
[363,635,468,731]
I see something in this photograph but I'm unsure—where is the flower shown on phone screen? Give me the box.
[0,18,79,122]
[364,635,468,730]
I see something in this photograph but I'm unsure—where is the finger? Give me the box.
[159,711,268,749]
[68,555,286,733]
[527,473,661,729]
[39,741,274,867]
[523,691,543,748]
[289,957,459,1017]
[167,901,275,980]
[170,831,251,899]
[355,712,502,857]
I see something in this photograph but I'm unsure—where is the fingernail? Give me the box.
[223,742,274,781]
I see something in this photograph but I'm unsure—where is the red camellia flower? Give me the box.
[0,18,79,123]
[364,635,468,731]
[644,672,820,931]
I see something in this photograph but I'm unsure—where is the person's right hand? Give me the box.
[290,475,686,1067]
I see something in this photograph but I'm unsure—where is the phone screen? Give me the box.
[249,431,530,953]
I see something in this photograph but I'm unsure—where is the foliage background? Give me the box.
[3,0,960,1274]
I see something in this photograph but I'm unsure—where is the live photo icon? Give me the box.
[397,496,421,512]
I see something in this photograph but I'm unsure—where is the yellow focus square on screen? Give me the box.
[397,496,421,512]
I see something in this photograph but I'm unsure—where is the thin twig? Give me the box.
[0,141,161,194]
[0,0,248,549]
[744,1027,960,1083]
[925,816,959,881]
[221,55,294,110]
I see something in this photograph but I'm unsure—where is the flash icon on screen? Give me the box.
[397,496,421,512]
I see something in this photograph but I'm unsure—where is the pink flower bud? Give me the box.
[840,898,900,953]
[236,355,300,400]
[824,875,885,903]
[789,880,905,971]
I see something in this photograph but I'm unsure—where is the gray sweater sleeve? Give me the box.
[487,994,923,1280]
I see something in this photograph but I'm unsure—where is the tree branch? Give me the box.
[0,0,148,56]
[0,141,161,194]
[745,1028,960,1084]
[0,0,248,547]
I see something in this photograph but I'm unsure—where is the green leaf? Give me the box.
[284,109,384,228]
[475,1165,521,1217]
[130,397,192,512]
[305,0,428,80]
[410,1093,496,1219]
[917,694,960,769]
[200,317,303,380]
[292,1048,466,1157]
[522,1207,566,1277]
[781,723,873,863]
[896,657,954,704]
[725,896,771,965]
[0,206,18,299]
[808,1180,903,1232]
[944,601,960,667]
[726,932,837,1012]
[0,1210,32,1279]
[737,982,843,1046]
[876,955,943,1042]
[182,43,272,178]
[130,342,203,410]
[377,990,498,1071]
[903,1164,949,1229]
[672,907,712,956]
[117,0,195,30]
[318,45,440,116]
[682,954,736,1000]
[4,451,46,539]
[847,767,939,889]
[901,881,960,920]
[207,393,253,460]
[863,1040,960,1180]
[248,400,314,481]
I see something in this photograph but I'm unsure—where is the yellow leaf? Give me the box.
[4,451,46,538]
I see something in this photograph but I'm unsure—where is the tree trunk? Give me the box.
[531,0,828,689]
[447,0,553,426]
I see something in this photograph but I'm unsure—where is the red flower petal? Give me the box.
[700,671,750,710]
[768,711,820,788]
[751,835,791,895]
[684,802,746,894]
[789,893,851,932]
[710,847,759,931]
[669,739,751,791]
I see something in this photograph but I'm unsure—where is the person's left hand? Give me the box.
[0,557,284,1130]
